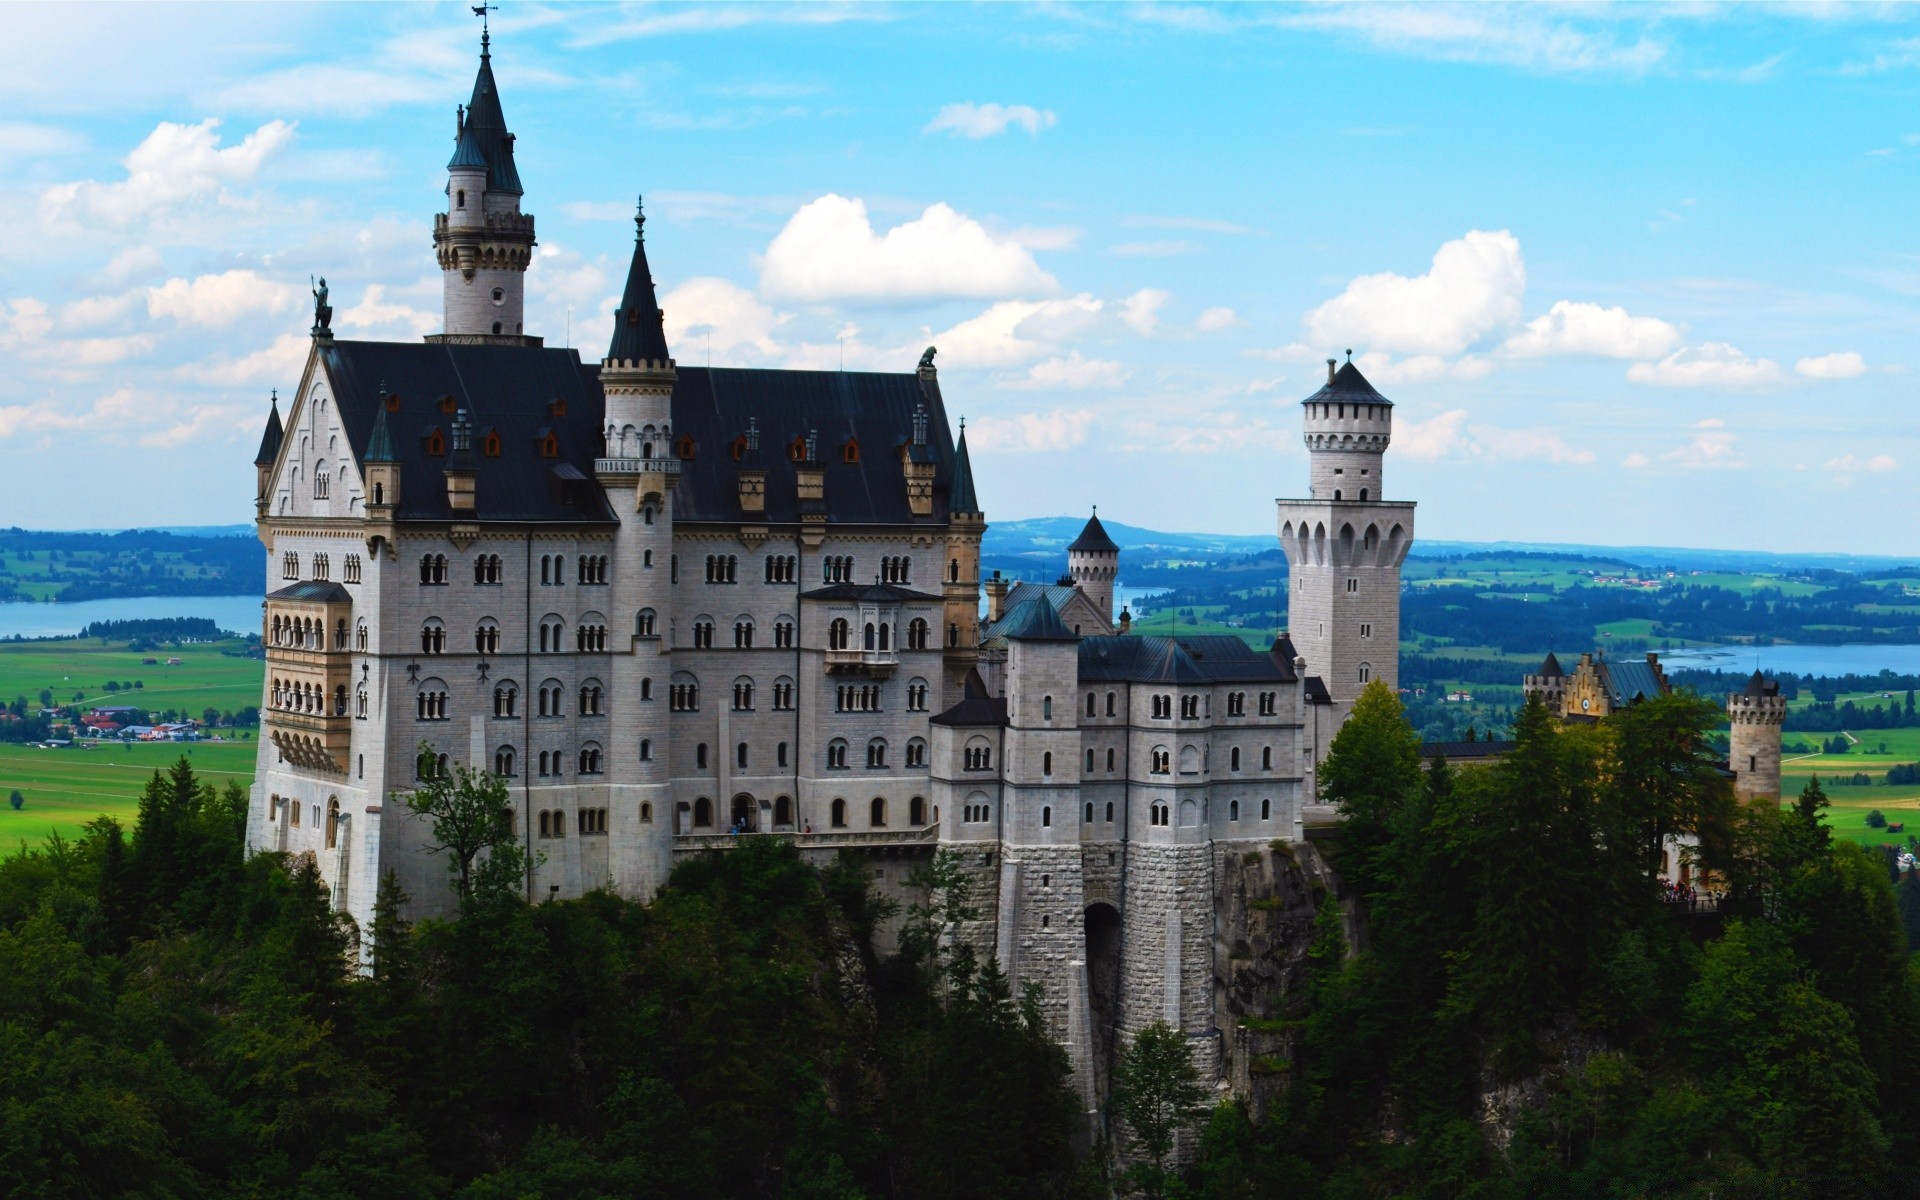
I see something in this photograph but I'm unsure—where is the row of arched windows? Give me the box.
[280,552,362,583]
[268,614,347,651]
[705,554,738,584]
[268,795,342,848]
[269,677,347,717]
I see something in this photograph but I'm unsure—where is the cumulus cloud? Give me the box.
[146,269,302,327]
[41,118,294,229]
[1826,453,1897,473]
[1306,229,1525,357]
[1665,419,1744,469]
[1352,351,1493,384]
[967,408,1094,452]
[1011,353,1128,389]
[1626,343,1782,388]
[1195,306,1238,332]
[1503,300,1681,359]
[1120,288,1169,335]
[0,385,243,447]
[759,194,1057,304]
[926,102,1058,139]
[1796,351,1868,380]
[661,276,788,361]
[338,283,437,339]
[926,294,1104,368]
[1396,408,1594,464]
[191,333,309,387]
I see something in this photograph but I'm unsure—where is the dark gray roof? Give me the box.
[800,582,943,604]
[1743,670,1779,698]
[447,118,488,171]
[1536,652,1564,679]
[1078,634,1291,684]
[669,366,962,527]
[1272,633,1301,681]
[606,204,671,364]
[268,580,350,603]
[932,667,1008,727]
[1303,676,1332,705]
[461,45,522,194]
[253,395,283,466]
[1303,358,1390,407]
[1069,511,1119,554]
[1597,657,1667,706]
[364,401,397,464]
[949,426,979,515]
[319,340,616,524]
[996,597,1079,642]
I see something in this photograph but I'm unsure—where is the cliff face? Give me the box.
[1212,840,1326,1118]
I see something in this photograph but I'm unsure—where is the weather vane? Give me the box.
[472,3,497,50]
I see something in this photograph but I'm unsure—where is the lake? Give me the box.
[1660,643,1920,679]
[0,595,261,640]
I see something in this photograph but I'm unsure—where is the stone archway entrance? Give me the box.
[1085,902,1124,1101]
[731,793,757,832]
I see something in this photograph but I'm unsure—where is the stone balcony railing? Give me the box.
[673,826,937,854]
[825,647,899,674]
[594,456,682,477]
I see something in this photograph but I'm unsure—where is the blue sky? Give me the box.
[3,3,1920,552]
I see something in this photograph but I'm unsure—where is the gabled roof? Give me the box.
[318,340,615,524]
[1271,633,1302,681]
[932,668,1009,727]
[949,425,979,515]
[1596,656,1667,707]
[799,582,943,604]
[1069,511,1119,554]
[1078,634,1292,684]
[461,43,522,194]
[995,597,1079,643]
[669,366,962,526]
[268,580,350,603]
[253,394,283,467]
[606,203,671,364]
[1303,357,1390,406]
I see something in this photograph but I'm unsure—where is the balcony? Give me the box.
[673,825,937,855]
[266,708,350,775]
[595,456,681,477]
[825,646,898,676]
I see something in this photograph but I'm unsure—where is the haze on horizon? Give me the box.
[0,2,1915,556]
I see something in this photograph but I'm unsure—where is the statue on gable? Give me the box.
[311,275,333,335]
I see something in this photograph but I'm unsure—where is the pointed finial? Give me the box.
[1345,348,1353,361]
[1092,504,1097,514]
[635,193,646,234]
[269,388,278,407]
[472,3,496,53]
[958,416,966,432]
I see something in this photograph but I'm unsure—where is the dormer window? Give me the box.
[482,430,501,457]
[539,433,559,459]
[842,438,860,464]
[439,395,457,414]
[731,436,748,460]
[548,398,568,417]
[788,437,807,462]
[385,391,401,414]
[677,435,696,460]
[425,428,445,456]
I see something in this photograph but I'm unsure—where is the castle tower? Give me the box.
[1727,671,1785,802]
[596,199,679,897]
[1523,652,1567,716]
[1275,355,1416,730]
[252,390,283,516]
[941,402,986,705]
[433,27,537,342]
[1067,509,1119,630]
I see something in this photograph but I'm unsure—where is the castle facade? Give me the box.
[245,38,1415,1108]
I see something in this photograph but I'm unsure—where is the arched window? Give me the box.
[908,618,930,650]
[579,744,603,775]
[1359,663,1371,684]
[1151,746,1170,774]
[1262,746,1273,770]
[1179,799,1198,827]
[870,796,887,827]
[1106,692,1117,717]
[906,737,927,768]
[1230,747,1241,771]
[1086,692,1097,717]
[1043,751,1053,776]
[1041,805,1052,828]
[495,746,516,776]
[1261,798,1271,820]
[829,618,851,651]
[831,798,847,828]
[636,608,657,637]
[866,738,887,769]
[827,739,849,769]
[909,796,925,825]
[325,797,340,848]
[1042,695,1053,720]
[1105,801,1114,822]
[693,797,713,827]
[1229,799,1240,821]
[639,738,652,761]
[732,677,754,711]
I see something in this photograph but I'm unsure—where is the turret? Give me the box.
[253,390,283,513]
[1067,508,1119,629]
[362,393,400,558]
[1523,652,1567,715]
[432,28,537,342]
[1728,671,1785,802]
[1303,352,1392,501]
[942,408,986,700]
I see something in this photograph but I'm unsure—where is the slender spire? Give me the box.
[365,396,398,464]
[606,195,672,364]
[950,420,979,515]
[461,19,521,194]
[253,390,283,466]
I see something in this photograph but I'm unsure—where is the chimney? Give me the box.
[736,417,766,514]
[795,427,824,505]
[445,408,477,514]
[901,401,936,516]
[1326,358,1336,385]
[985,570,1009,622]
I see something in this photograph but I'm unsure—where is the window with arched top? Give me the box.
[829,618,851,651]
[693,797,713,828]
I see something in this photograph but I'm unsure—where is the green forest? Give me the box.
[5,689,1918,1198]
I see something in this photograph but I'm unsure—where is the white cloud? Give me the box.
[1796,351,1868,380]
[759,194,1057,304]
[967,408,1093,452]
[1626,343,1782,388]
[146,269,302,328]
[1395,408,1593,464]
[1012,353,1128,389]
[1665,420,1744,469]
[1278,5,1666,75]
[191,334,309,387]
[926,294,1104,368]
[1503,300,1681,359]
[139,403,247,448]
[60,291,139,330]
[926,102,1058,139]
[1120,288,1169,335]
[1352,350,1494,384]
[1826,453,1897,473]
[1622,452,1651,469]
[1306,229,1525,357]
[41,118,294,229]
[661,276,788,361]
[1008,225,1081,250]
[1195,306,1238,332]
[0,121,85,159]
[338,283,437,339]
[0,386,242,448]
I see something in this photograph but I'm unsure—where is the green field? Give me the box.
[1,739,257,847]
[0,636,263,719]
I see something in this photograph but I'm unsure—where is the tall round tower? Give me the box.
[1727,671,1785,803]
[1275,353,1416,730]
[433,28,537,342]
[1067,509,1119,630]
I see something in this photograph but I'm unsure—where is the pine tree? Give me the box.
[1112,1021,1208,1198]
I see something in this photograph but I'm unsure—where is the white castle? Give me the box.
[245,37,1416,1107]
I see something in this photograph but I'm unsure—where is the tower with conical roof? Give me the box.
[940,376,987,703]
[1067,509,1119,631]
[433,24,537,342]
[1275,354,1417,738]
[1523,652,1568,714]
[253,390,283,515]
[1727,671,1785,802]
